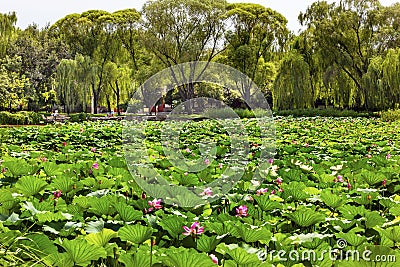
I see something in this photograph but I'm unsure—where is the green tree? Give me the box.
[141,0,227,102]
[222,3,288,99]
[0,56,30,110]
[298,0,382,110]
[272,51,313,110]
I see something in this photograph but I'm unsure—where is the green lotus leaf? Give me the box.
[382,226,400,243]
[254,194,282,211]
[114,202,143,222]
[216,243,261,265]
[235,223,272,243]
[162,247,216,267]
[196,235,220,253]
[286,207,325,228]
[15,176,47,197]
[42,162,62,177]
[118,224,153,244]
[364,211,386,228]
[320,190,345,209]
[85,228,117,247]
[59,238,107,266]
[158,214,185,239]
[50,176,75,194]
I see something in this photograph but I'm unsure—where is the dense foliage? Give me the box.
[0,0,399,112]
[0,118,399,266]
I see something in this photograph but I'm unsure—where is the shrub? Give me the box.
[274,108,376,118]
[0,111,42,125]
[380,109,400,122]
[69,113,88,123]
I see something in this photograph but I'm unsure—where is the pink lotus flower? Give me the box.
[182,222,204,237]
[337,175,344,183]
[185,148,191,153]
[91,147,96,152]
[200,187,213,197]
[235,205,248,217]
[276,177,283,185]
[53,190,62,199]
[256,188,268,196]
[147,198,162,212]
[209,254,218,264]
[386,154,391,159]
[92,162,99,170]
[382,179,387,187]
[204,158,210,165]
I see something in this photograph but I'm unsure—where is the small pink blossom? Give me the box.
[270,190,276,195]
[209,254,218,264]
[304,143,309,148]
[337,175,344,183]
[382,179,387,187]
[386,154,391,159]
[204,158,210,165]
[62,142,67,147]
[91,147,96,153]
[200,187,213,197]
[184,172,188,176]
[1,167,6,173]
[347,183,352,190]
[147,198,162,212]
[39,157,48,162]
[278,187,284,193]
[235,205,248,217]
[92,162,99,170]
[53,190,62,199]
[185,148,191,153]
[268,158,274,164]
[219,163,223,169]
[256,188,268,196]
[366,154,372,159]
[276,177,283,186]
[182,222,204,237]
[141,192,147,199]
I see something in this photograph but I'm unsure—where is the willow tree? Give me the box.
[55,59,77,114]
[112,9,141,70]
[52,10,121,113]
[141,0,227,102]
[382,49,400,108]
[0,12,17,58]
[272,51,313,110]
[223,3,288,100]
[299,0,381,110]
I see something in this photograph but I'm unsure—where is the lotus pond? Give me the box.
[0,117,399,267]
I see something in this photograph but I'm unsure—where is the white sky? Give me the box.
[0,0,399,33]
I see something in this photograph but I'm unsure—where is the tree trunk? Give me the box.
[92,83,98,114]
[115,80,120,116]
